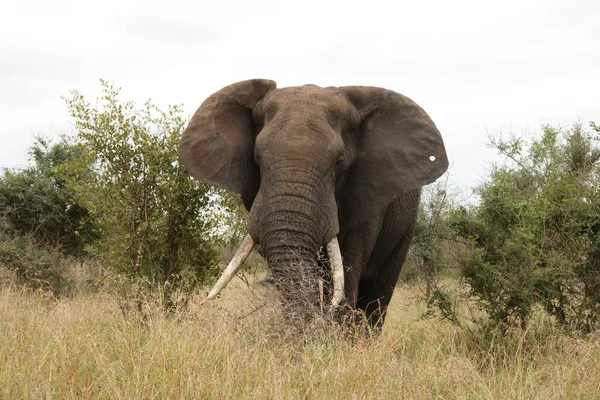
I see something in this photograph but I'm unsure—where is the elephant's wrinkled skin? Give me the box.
[179,80,448,328]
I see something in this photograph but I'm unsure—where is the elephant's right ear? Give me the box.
[178,79,276,205]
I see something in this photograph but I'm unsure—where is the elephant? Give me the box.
[179,79,448,328]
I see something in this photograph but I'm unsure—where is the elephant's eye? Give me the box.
[335,155,345,167]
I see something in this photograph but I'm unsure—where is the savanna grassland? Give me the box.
[1,270,599,400]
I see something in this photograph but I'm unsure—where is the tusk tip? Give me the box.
[331,294,346,308]
[206,290,219,301]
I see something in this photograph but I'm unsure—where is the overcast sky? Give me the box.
[1,0,599,197]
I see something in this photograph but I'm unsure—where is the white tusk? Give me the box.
[206,234,255,300]
[319,279,324,314]
[327,236,345,307]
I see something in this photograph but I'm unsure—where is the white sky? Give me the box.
[1,0,599,198]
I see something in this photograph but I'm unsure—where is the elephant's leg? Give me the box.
[339,210,387,308]
[356,231,414,329]
[339,191,419,328]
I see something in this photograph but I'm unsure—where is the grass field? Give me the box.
[1,273,599,399]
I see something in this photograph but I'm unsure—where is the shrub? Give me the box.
[60,81,228,287]
[429,122,600,333]
[0,138,99,256]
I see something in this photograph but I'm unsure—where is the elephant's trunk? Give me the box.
[256,189,329,314]
[265,245,322,317]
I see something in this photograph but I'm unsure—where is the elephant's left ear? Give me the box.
[340,86,448,227]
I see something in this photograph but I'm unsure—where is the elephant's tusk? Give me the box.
[319,279,324,314]
[206,234,255,300]
[326,236,345,307]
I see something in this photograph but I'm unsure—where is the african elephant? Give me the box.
[179,79,448,328]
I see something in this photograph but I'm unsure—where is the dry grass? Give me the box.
[1,274,600,399]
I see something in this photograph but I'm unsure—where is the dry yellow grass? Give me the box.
[1,275,600,399]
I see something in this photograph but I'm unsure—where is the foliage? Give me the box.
[441,122,600,332]
[0,138,99,256]
[404,177,453,290]
[217,191,250,246]
[60,80,225,285]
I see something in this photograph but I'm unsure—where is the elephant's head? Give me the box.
[179,79,447,311]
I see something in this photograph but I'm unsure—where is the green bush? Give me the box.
[0,138,99,256]
[429,122,600,333]
[60,80,228,286]
[403,178,453,290]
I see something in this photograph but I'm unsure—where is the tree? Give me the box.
[0,138,98,256]
[61,80,226,284]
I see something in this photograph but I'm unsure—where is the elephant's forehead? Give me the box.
[256,86,346,154]
[265,85,346,112]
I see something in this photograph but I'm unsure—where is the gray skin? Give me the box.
[179,79,448,328]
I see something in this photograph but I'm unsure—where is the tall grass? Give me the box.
[1,276,599,399]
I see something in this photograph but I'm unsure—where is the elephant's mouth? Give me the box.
[205,233,345,307]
